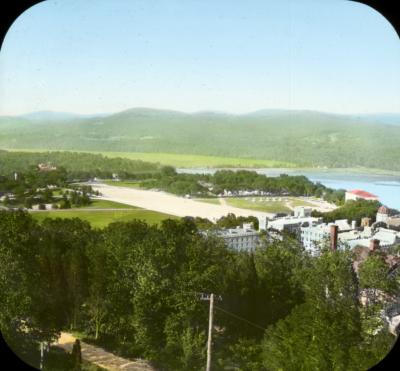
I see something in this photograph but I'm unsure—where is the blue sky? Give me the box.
[0,0,399,115]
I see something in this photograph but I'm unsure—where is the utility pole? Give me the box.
[199,292,221,371]
[206,293,214,371]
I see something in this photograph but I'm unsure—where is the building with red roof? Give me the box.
[345,189,379,202]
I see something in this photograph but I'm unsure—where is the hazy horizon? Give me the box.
[2,107,400,118]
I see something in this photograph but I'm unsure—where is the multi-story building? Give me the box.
[213,223,260,251]
[267,216,322,238]
[299,219,354,255]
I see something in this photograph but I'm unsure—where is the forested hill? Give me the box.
[1,109,400,170]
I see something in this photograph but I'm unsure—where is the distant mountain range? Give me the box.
[19,110,110,122]
[0,108,399,171]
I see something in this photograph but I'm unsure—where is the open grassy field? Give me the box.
[5,148,297,168]
[225,197,291,213]
[224,196,316,213]
[82,199,137,209]
[31,208,177,228]
[287,197,316,207]
[85,151,298,168]
[5,148,400,176]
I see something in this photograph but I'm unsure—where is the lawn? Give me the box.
[90,152,297,168]
[224,197,292,213]
[287,197,316,208]
[82,199,137,209]
[225,196,318,213]
[31,208,177,228]
[7,148,297,168]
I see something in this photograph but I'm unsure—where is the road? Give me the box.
[91,183,275,221]
[55,332,155,371]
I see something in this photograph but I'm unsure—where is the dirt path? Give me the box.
[54,332,155,371]
[91,183,276,220]
[284,200,295,211]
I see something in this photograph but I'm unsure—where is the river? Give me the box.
[177,168,400,211]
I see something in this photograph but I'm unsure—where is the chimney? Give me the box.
[351,220,357,229]
[369,239,380,252]
[330,225,338,251]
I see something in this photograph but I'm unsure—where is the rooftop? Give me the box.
[216,227,259,238]
[378,205,390,215]
[347,189,378,199]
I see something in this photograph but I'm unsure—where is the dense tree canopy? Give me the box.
[0,150,160,180]
[0,211,397,370]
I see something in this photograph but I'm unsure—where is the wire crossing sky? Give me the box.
[0,0,399,115]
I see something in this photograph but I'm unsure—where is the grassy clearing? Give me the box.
[226,197,291,213]
[82,199,137,209]
[5,148,297,168]
[287,197,316,207]
[31,209,177,228]
[225,196,318,213]
[6,149,400,175]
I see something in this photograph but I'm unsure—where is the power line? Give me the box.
[214,305,267,331]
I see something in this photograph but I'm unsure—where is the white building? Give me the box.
[214,223,260,251]
[341,227,400,249]
[300,223,331,255]
[293,206,312,218]
[258,215,268,231]
[376,205,390,224]
[300,219,358,255]
[267,216,322,237]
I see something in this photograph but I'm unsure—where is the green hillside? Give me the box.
[1,108,399,170]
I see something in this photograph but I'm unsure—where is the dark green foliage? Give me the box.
[0,150,159,180]
[186,216,214,230]
[0,210,396,370]
[213,171,325,196]
[215,213,259,230]
[313,199,381,224]
[261,249,396,370]
[358,253,399,295]
[142,169,344,203]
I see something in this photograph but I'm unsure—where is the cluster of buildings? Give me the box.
[208,199,400,256]
[213,204,400,257]
[210,200,400,335]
